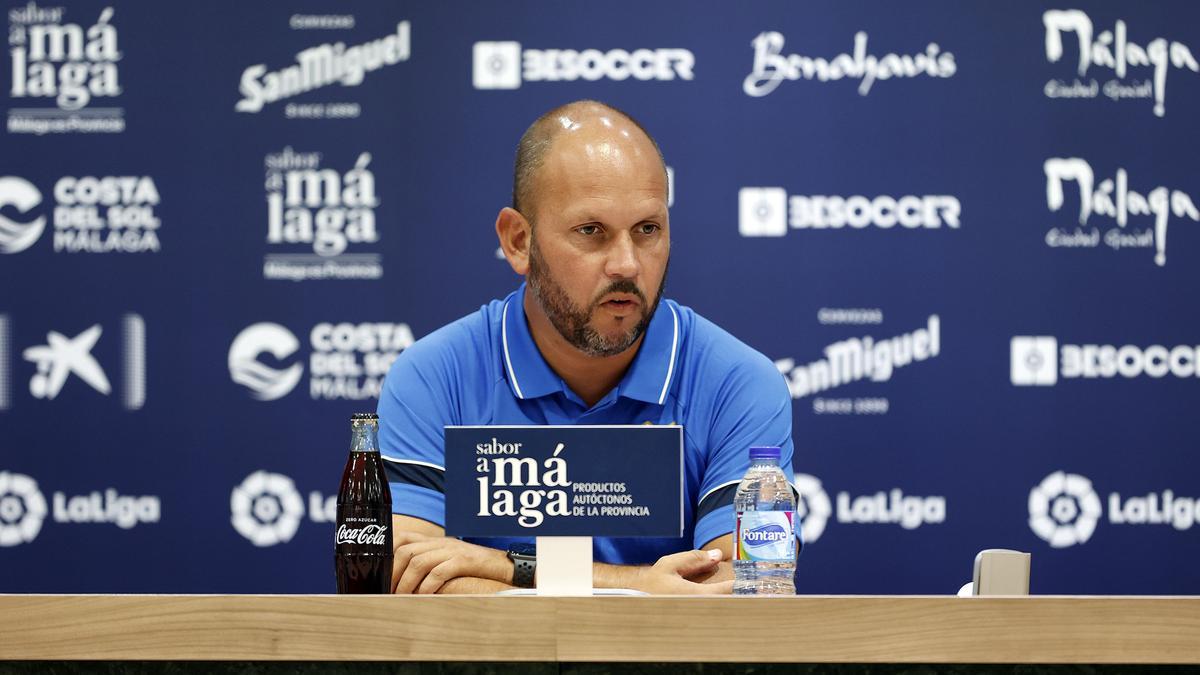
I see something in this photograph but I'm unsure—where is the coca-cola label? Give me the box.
[335,505,391,552]
[336,523,388,546]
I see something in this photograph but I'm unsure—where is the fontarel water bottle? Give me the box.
[733,446,796,595]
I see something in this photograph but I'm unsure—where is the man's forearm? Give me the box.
[436,577,516,594]
[591,562,647,589]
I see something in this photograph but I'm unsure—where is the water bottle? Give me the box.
[733,446,796,595]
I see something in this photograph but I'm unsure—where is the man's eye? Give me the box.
[577,225,600,236]
[637,223,661,235]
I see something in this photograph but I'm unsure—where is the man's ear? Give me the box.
[495,207,531,276]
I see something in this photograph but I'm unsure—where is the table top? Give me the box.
[1,594,1198,663]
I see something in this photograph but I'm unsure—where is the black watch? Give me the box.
[506,543,537,588]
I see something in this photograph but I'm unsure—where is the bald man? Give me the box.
[378,100,795,594]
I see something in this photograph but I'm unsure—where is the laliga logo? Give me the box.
[0,177,46,254]
[230,470,305,547]
[793,473,832,544]
[1028,471,1102,548]
[472,41,694,90]
[0,471,48,546]
[228,323,304,401]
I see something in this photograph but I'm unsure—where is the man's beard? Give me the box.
[527,236,667,358]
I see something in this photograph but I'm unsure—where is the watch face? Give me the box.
[508,543,536,558]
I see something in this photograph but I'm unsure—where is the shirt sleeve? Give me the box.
[375,341,459,529]
[692,352,795,551]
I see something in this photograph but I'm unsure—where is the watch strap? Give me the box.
[508,551,536,588]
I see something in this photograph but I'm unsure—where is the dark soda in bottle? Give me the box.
[335,413,393,593]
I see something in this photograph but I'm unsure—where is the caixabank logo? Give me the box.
[229,470,337,547]
[6,4,124,134]
[1029,470,1200,548]
[0,470,160,546]
[0,313,145,411]
[228,320,413,401]
[743,30,956,98]
[262,148,381,281]
[738,187,960,237]
[0,175,162,254]
[1042,9,1198,117]
[1011,335,1200,386]
[793,472,946,546]
[775,311,940,415]
[1043,158,1197,266]
[472,41,695,89]
[236,19,410,118]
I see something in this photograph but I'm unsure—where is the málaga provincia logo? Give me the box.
[7,3,123,134]
[236,19,410,119]
[738,187,960,237]
[1042,10,1198,117]
[1028,470,1200,548]
[0,174,162,254]
[472,41,695,89]
[0,313,145,411]
[262,147,382,281]
[775,312,940,415]
[1011,335,1200,386]
[743,31,956,98]
[227,320,413,401]
[0,470,159,546]
[229,470,338,547]
[792,472,945,545]
[1043,158,1197,266]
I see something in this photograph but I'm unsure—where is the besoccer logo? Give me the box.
[1010,336,1058,386]
[473,42,522,89]
[230,470,305,547]
[793,473,832,544]
[738,187,787,237]
[1028,470,1102,548]
[228,323,304,401]
[0,177,46,254]
[0,471,48,546]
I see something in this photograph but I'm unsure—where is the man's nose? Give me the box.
[604,232,640,279]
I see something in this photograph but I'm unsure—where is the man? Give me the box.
[378,100,794,594]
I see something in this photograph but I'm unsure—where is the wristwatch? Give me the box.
[506,543,537,588]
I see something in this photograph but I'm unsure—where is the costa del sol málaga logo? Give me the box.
[0,177,46,254]
[1028,470,1102,548]
[0,471,48,546]
[230,470,305,547]
[228,323,304,401]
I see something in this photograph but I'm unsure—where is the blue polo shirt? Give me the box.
[377,283,794,565]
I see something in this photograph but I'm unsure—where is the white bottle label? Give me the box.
[736,511,795,562]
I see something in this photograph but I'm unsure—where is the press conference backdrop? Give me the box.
[1,0,1198,595]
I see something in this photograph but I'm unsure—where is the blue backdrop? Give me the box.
[2,0,1198,594]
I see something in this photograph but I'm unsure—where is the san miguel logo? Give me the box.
[7,4,124,133]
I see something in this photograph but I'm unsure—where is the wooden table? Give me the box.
[1,595,1198,663]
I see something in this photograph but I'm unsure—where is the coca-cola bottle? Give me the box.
[335,413,393,593]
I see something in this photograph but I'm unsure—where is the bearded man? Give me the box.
[378,100,795,594]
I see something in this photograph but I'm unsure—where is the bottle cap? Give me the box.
[748,446,781,460]
[351,413,379,422]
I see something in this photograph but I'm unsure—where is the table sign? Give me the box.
[444,425,684,594]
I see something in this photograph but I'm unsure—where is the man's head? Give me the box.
[496,100,670,358]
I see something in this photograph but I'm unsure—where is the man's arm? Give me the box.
[391,514,733,595]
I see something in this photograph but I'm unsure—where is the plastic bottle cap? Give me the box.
[351,413,379,421]
[748,446,781,460]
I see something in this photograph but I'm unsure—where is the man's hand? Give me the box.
[631,549,734,595]
[391,531,513,594]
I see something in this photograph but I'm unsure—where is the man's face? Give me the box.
[524,120,670,357]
